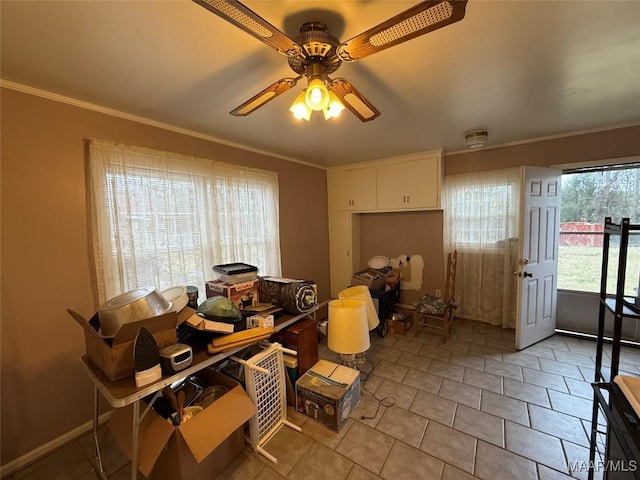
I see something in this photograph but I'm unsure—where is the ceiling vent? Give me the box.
[465,130,488,148]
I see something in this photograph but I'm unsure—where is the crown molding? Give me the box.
[1,79,326,170]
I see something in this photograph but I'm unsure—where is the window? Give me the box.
[443,167,521,327]
[558,163,640,295]
[444,168,520,249]
[89,140,281,302]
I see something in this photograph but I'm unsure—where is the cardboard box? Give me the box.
[351,268,389,291]
[205,279,259,310]
[109,369,256,480]
[295,360,360,431]
[246,314,274,328]
[68,307,194,382]
[387,313,414,335]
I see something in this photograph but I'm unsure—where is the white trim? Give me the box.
[0,80,325,171]
[551,155,640,171]
[446,122,640,157]
[327,148,443,171]
[0,411,111,478]
[4,79,638,169]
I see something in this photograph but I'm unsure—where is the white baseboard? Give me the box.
[0,412,111,478]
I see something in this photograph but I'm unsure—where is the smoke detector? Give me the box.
[465,130,488,148]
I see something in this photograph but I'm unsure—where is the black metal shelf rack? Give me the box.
[588,217,640,480]
[594,218,640,383]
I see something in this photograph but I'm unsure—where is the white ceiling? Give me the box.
[2,1,639,167]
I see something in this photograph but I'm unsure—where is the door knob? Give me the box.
[523,272,533,278]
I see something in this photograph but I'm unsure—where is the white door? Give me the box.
[328,212,360,298]
[515,166,562,350]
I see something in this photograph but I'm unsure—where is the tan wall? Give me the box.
[359,211,444,304]
[357,126,640,304]
[2,85,639,467]
[445,125,640,175]
[0,88,330,466]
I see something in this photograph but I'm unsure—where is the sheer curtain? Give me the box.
[443,167,520,328]
[89,139,281,303]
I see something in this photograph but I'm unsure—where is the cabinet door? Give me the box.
[377,157,441,210]
[329,212,360,298]
[328,167,377,211]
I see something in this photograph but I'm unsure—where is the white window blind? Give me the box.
[89,139,281,303]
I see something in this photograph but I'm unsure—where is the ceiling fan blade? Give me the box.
[328,78,380,122]
[337,0,468,61]
[193,0,301,57]
[230,77,300,116]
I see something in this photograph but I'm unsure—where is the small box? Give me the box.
[246,314,274,329]
[205,279,259,310]
[109,369,256,480]
[387,314,414,335]
[351,268,389,291]
[68,307,194,382]
[295,360,360,432]
[212,262,259,284]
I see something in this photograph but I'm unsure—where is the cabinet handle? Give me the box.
[407,195,410,203]
[403,195,406,203]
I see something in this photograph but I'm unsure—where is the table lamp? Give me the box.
[327,298,370,369]
[338,286,379,364]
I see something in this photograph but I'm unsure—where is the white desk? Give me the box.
[79,307,318,480]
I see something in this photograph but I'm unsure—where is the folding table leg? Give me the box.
[131,400,140,480]
[91,386,107,480]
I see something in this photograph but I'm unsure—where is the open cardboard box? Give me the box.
[109,369,256,480]
[68,307,195,382]
[387,311,415,335]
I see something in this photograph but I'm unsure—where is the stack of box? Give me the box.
[206,263,260,310]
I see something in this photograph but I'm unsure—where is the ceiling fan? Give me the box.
[193,0,468,122]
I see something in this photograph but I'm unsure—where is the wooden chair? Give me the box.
[413,250,458,342]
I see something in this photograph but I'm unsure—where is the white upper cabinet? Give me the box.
[377,155,441,211]
[326,150,442,213]
[327,167,377,211]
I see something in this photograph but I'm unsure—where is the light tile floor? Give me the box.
[6,319,640,480]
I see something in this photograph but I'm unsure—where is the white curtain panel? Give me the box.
[443,167,521,328]
[89,139,282,303]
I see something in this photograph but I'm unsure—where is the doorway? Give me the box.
[556,161,640,341]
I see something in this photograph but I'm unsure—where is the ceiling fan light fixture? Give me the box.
[323,91,345,120]
[289,90,312,121]
[305,77,330,111]
[236,91,276,115]
[465,129,488,148]
[198,0,468,122]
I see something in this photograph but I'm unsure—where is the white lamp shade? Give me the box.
[338,285,380,330]
[327,299,370,355]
